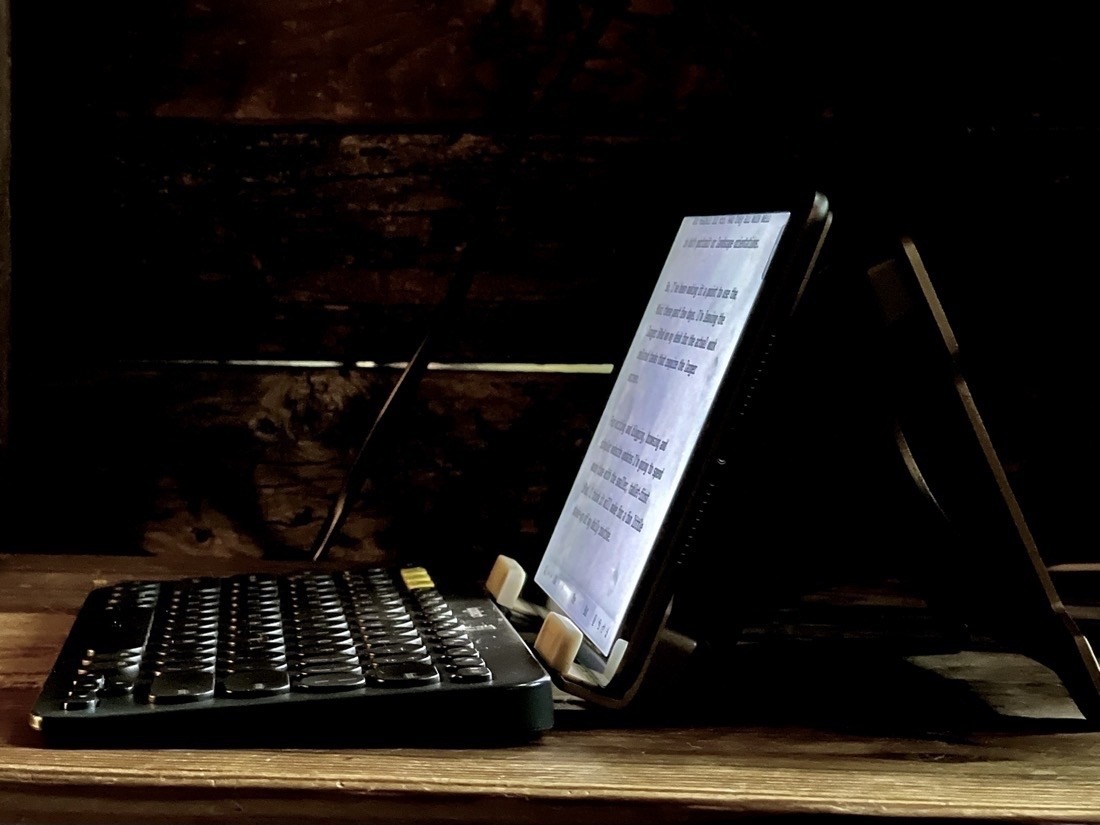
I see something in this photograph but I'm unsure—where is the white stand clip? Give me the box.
[533,612,584,675]
[534,612,628,688]
[485,555,527,610]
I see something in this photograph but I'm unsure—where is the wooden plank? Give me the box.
[15,123,686,365]
[7,4,833,368]
[1,351,943,581]
[2,555,1100,824]
[8,322,1100,581]
[3,366,612,565]
[11,2,796,127]
[14,118,1100,384]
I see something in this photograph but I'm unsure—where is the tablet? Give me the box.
[530,192,832,706]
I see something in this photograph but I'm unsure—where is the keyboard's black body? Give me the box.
[30,566,553,745]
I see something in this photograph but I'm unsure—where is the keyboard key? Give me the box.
[424,633,468,646]
[221,670,290,697]
[294,654,360,668]
[366,642,428,657]
[451,666,493,683]
[293,672,366,692]
[219,661,288,675]
[61,696,98,711]
[370,652,432,666]
[365,663,440,688]
[449,656,485,668]
[148,672,216,704]
[72,673,105,692]
[101,675,135,695]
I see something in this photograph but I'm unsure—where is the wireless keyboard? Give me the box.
[30,566,554,744]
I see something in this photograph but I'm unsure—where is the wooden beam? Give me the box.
[0,0,10,452]
[3,366,611,562]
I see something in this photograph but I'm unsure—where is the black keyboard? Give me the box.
[30,566,553,745]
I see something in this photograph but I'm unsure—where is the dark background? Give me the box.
[1,4,1096,591]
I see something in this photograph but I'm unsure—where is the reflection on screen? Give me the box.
[534,212,790,655]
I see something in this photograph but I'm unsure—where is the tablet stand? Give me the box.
[486,555,696,706]
[867,238,1100,722]
[485,555,627,685]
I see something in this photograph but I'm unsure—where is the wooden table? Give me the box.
[3,554,1100,824]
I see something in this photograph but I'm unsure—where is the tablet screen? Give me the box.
[535,211,791,655]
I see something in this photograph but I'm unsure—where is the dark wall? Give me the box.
[3,3,1096,580]
[0,0,9,453]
